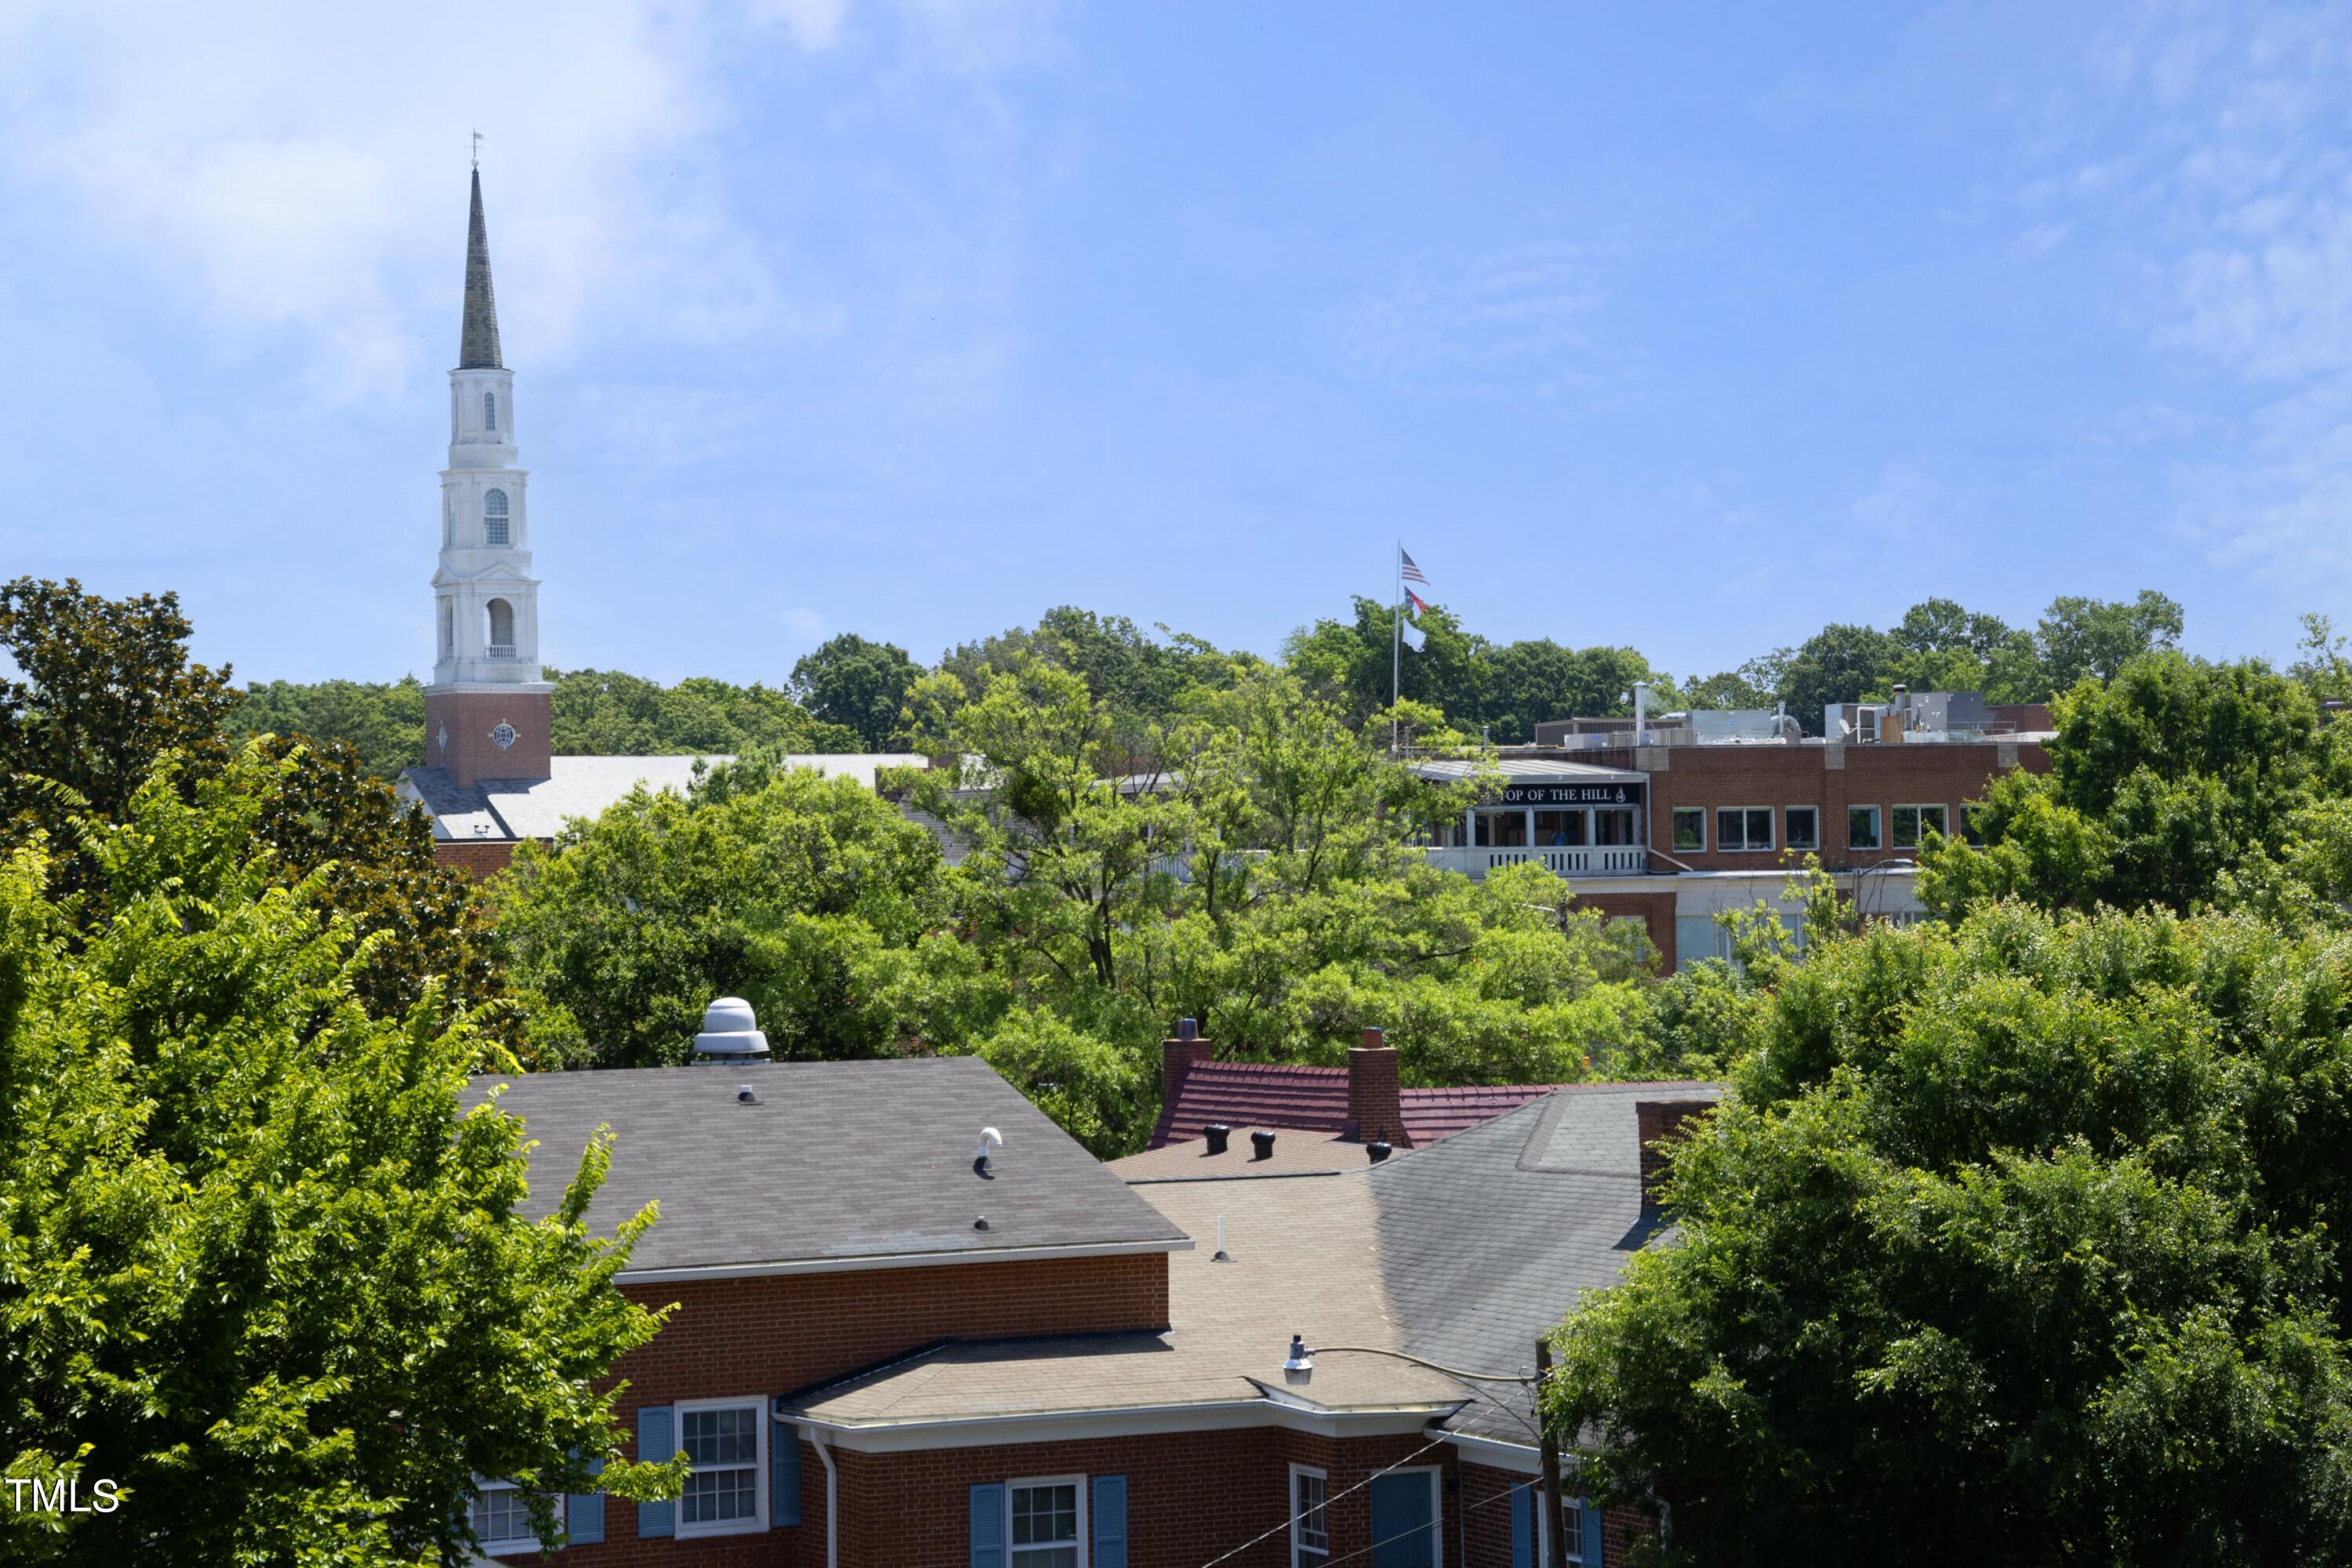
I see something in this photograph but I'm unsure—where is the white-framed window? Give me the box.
[485,390,498,432]
[470,1479,558,1556]
[1669,807,1705,853]
[1891,804,1948,849]
[1715,807,1773,852]
[1008,1475,1085,1568]
[1535,1491,1591,1568]
[677,1396,766,1538]
[443,495,455,547]
[1786,805,1819,851]
[1290,1464,1330,1568]
[483,489,510,547]
[438,597,454,656]
[1848,805,1882,851]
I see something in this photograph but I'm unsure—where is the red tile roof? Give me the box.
[1147,1060,1556,1151]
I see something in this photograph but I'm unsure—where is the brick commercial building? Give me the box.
[467,1033,1708,1565]
[1420,690,2053,969]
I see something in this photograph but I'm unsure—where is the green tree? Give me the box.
[1479,642,1664,744]
[1283,597,1486,731]
[789,633,923,750]
[494,764,965,1069]
[1778,622,1905,731]
[1921,654,2343,916]
[230,677,427,781]
[1549,902,2352,1566]
[0,751,678,1566]
[2034,589,2184,692]
[2289,612,2352,702]
[0,577,237,842]
[546,668,858,757]
[936,607,1244,745]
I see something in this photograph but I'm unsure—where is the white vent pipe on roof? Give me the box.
[692,996,770,1062]
[975,1126,1003,1175]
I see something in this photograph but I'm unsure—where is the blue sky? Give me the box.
[4,1,2350,686]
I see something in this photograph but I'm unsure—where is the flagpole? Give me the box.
[1392,540,1402,760]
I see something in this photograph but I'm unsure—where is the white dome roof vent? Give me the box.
[692,996,771,1062]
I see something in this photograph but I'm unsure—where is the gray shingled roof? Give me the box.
[788,1079,1721,1448]
[1371,1082,1718,1440]
[459,168,502,370]
[468,1058,1188,1276]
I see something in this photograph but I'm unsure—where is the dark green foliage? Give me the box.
[0,753,679,1566]
[789,633,924,749]
[1921,654,2348,917]
[0,577,237,840]
[1549,903,2352,1566]
[230,676,426,781]
[2036,588,2185,691]
[547,667,858,757]
[493,766,961,1072]
[938,606,1247,746]
[1776,622,1907,727]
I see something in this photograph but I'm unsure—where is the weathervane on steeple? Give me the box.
[470,129,482,169]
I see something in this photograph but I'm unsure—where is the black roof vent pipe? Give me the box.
[1250,1130,1276,1161]
[1203,1123,1231,1156]
[1367,1139,1392,1163]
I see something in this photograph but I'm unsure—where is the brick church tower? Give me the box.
[421,162,553,789]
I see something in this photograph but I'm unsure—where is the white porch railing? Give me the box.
[485,643,517,659]
[1419,846,1650,878]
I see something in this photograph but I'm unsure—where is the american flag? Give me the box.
[1399,548,1430,587]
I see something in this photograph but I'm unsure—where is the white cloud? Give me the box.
[2046,0,2352,590]
[0,0,1057,404]
[0,0,756,400]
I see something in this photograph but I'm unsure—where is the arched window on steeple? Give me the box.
[483,489,510,546]
[485,599,516,657]
[485,391,497,434]
[439,597,455,656]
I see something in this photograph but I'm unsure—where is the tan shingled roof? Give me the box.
[786,1172,1458,1425]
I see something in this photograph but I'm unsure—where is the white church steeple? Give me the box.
[423,165,554,787]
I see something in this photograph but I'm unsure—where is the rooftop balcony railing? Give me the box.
[1420,845,1650,878]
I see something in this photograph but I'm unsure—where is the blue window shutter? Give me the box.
[637,1406,675,1539]
[1581,1497,1606,1566]
[771,1421,801,1528]
[568,1456,605,1545]
[970,1483,1005,1568]
[1509,1482,1532,1568]
[1092,1475,1128,1568]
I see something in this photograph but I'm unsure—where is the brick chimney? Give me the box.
[1636,1099,1714,1202]
[1162,1018,1212,1119]
[1347,1027,1406,1147]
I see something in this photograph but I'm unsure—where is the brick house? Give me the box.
[470,1047,1713,1566]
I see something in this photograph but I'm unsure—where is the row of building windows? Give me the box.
[474,1439,1528,1564]
[1669,803,1965,856]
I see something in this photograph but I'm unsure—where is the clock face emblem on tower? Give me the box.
[490,721,518,750]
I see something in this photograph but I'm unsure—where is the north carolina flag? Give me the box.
[1406,589,1430,615]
